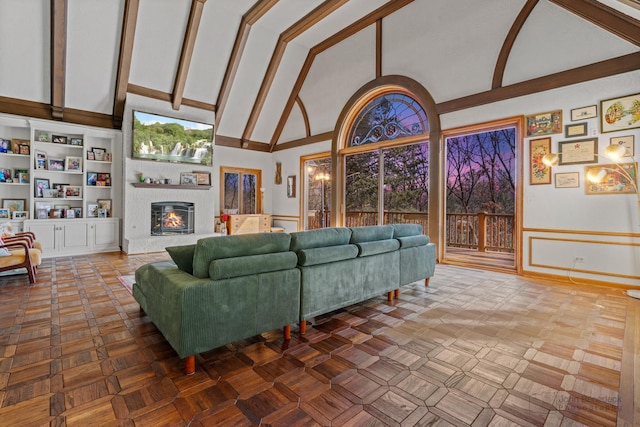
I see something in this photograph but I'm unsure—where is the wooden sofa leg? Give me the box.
[425,278,430,286]
[283,324,291,340]
[300,320,307,334]
[387,291,393,301]
[394,288,400,298]
[185,355,196,375]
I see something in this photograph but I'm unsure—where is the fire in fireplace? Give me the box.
[151,202,194,235]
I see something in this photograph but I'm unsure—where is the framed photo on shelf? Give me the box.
[525,110,562,137]
[97,199,112,217]
[34,178,50,198]
[180,172,197,185]
[47,158,65,171]
[12,211,28,220]
[91,147,106,161]
[601,92,640,133]
[2,199,26,215]
[42,189,58,198]
[86,151,95,160]
[194,171,211,185]
[86,203,99,218]
[19,144,30,155]
[65,209,76,219]
[530,137,552,185]
[0,168,11,182]
[10,139,29,154]
[558,138,598,165]
[0,139,9,152]
[0,209,8,219]
[564,122,588,138]
[63,185,82,199]
[585,163,638,194]
[18,172,29,184]
[65,156,82,171]
[36,131,50,142]
[87,172,98,186]
[34,151,47,169]
[609,135,634,157]
[97,208,107,218]
[73,207,82,218]
[69,137,83,146]
[97,173,111,186]
[555,172,580,188]
[52,135,67,144]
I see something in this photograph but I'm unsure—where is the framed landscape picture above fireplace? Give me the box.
[132,111,213,166]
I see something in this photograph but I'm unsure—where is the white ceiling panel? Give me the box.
[279,102,307,143]
[217,24,280,137]
[300,25,376,135]
[383,0,524,103]
[66,0,123,114]
[129,0,191,92]
[255,0,325,34]
[0,0,49,103]
[251,42,309,142]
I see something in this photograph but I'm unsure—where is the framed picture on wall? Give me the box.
[287,175,296,197]
[558,138,598,165]
[525,110,562,137]
[600,92,640,133]
[529,137,552,185]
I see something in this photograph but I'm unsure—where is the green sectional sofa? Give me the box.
[133,224,436,374]
[133,232,300,374]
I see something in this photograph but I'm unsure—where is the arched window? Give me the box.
[347,93,428,147]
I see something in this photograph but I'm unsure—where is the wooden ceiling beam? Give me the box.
[215,0,278,130]
[438,52,640,114]
[241,0,348,142]
[492,0,538,89]
[549,0,640,45]
[113,0,140,128]
[50,0,67,120]
[268,0,415,151]
[172,0,207,111]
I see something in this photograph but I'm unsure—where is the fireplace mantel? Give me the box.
[132,183,212,190]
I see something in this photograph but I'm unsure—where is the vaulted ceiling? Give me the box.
[0,0,638,152]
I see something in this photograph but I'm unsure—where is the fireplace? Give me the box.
[151,202,194,235]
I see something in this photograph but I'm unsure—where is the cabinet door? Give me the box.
[62,222,88,249]
[93,220,119,247]
[25,222,57,251]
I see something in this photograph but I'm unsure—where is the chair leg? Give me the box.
[300,320,307,334]
[283,324,291,340]
[394,288,400,298]
[387,291,393,301]
[27,266,36,284]
[425,278,430,286]
[185,355,195,375]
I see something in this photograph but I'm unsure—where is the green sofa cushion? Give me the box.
[209,252,298,280]
[192,233,292,279]
[392,223,424,238]
[166,244,196,275]
[289,227,351,251]
[297,244,358,266]
[397,234,430,248]
[349,225,394,243]
[355,239,400,257]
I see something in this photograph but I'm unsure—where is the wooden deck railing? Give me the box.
[308,211,514,253]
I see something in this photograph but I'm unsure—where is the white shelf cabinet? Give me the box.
[24,218,120,258]
[0,113,122,257]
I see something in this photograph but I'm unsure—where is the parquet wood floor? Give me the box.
[0,252,638,426]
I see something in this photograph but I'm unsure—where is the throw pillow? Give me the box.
[166,244,195,275]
